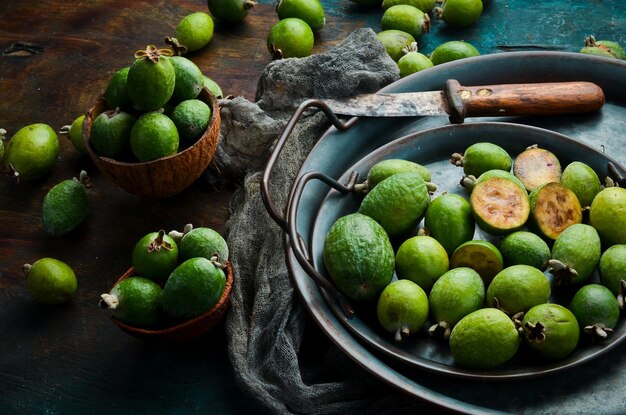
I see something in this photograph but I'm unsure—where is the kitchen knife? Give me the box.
[321,79,605,123]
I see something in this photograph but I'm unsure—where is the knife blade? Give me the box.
[321,79,605,123]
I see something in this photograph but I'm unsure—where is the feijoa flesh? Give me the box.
[3,123,59,182]
[570,284,620,339]
[377,279,429,342]
[450,240,503,285]
[132,230,179,282]
[424,193,475,255]
[513,146,561,192]
[522,303,580,360]
[470,177,530,235]
[100,276,162,328]
[42,171,89,236]
[529,182,582,240]
[549,223,601,286]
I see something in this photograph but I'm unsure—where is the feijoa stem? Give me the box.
[460,174,478,189]
[547,259,579,285]
[428,321,452,340]
[168,223,194,243]
[0,128,7,140]
[524,321,546,343]
[584,324,613,339]
[244,0,257,11]
[617,280,626,309]
[23,263,32,276]
[148,230,173,252]
[134,45,174,63]
[99,293,119,309]
[450,152,464,167]
[164,36,187,56]
[8,163,20,183]
[394,326,411,342]
[353,181,369,193]
[209,254,227,269]
[402,42,419,55]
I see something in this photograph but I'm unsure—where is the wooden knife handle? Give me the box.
[445,79,605,123]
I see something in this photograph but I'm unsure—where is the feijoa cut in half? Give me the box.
[513,145,561,192]
[470,177,530,235]
[549,223,601,286]
[529,182,582,240]
[461,169,526,193]
[450,239,503,285]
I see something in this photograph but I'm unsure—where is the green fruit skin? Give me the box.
[395,235,449,291]
[450,240,503,285]
[522,304,579,360]
[381,5,430,40]
[90,110,136,159]
[267,18,315,58]
[203,76,224,98]
[170,99,211,144]
[127,56,175,111]
[528,182,582,240]
[132,232,179,282]
[590,187,626,246]
[594,40,626,59]
[179,227,229,262]
[377,279,429,338]
[470,177,530,235]
[560,161,601,207]
[473,169,526,192]
[570,284,620,331]
[580,46,618,59]
[449,308,520,369]
[277,0,325,31]
[208,0,254,22]
[42,178,88,236]
[170,56,204,102]
[3,123,59,181]
[68,114,87,155]
[130,112,179,162]
[499,231,550,270]
[429,267,485,327]
[377,30,416,62]
[26,258,77,305]
[104,67,132,110]
[161,257,226,319]
[486,264,551,315]
[429,41,479,65]
[440,0,483,27]
[110,276,162,327]
[367,159,431,189]
[398,51,433,77]
[176,12,214,52]
[383,0,437,13]
[599,244,626,295]
[358,172,430,237]
[462,142,512,177]
[425,193,475,255]
[323,213,395,302]
[551,224,601,285]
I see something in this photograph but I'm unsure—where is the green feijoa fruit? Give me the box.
[42,171,89,236]
[208,0,256,23]
[599,244,626,300]
[60,114,88,155]
[376,30,416,62]
[381,5,430,40]
[424,193,475,255]
[3,123,59,182]
[397,42,433,77]
[377,279,429,342]
[470,177,530,235]
[132,230,179,282]
[24,258,77,305]
[486,264,551,315]
[323,213,395,302]
[170,56,204,102]
[451,142,512,178]
[428,267,485,339]
[583,35,625,59]
[100,276,162,328]
[161,257,226,319]
[513,146,561,192]
[450,240,503,285]
[358,172,430,237]
[179,226,229,262]
[395,235,449,291]
[429,40,480,65]
[549,223,601,286]
[560,161,601,208]
[276,0,325,31]
[267,18,314,59]
[589,187,626,246]
[104,66,132,110]
[529,182,582,240]
[570,284,620,339]
[130,112,179,162]
[382,0,437,13]
[127,46,175,111]
[175,12,214,52]
[462,169,526,192]
[580,46,617,58]
[522,303,580,360]
[170,99,211,144]
[357,158,432,192]
[203,75,224,99]
[89,108,136,160]
[449,308,520,369]
[499,231,550,270]
[436,0,483,28]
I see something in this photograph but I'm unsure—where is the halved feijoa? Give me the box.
[451,142,512,178]
[450,239,503,285]
[513,146,561,192]
[470,177,530,235]
[461,169,526,193]
[529,182,582,240]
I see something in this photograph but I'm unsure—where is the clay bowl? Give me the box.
[82,88,221,199]
[109,261,233,342]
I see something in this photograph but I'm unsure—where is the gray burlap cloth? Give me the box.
[214,29,431,414]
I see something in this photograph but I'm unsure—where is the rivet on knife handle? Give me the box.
[445,79,606,124]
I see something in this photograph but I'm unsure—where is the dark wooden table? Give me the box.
[1,1,625,414]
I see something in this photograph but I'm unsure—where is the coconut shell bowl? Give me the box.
[107,261,233,342]
[82,88,221,199]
